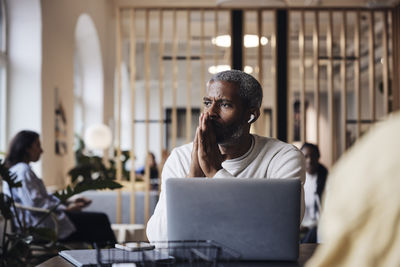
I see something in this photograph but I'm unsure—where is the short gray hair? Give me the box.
[208,69,263,110]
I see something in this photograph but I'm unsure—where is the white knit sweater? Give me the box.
[146,134,305,242]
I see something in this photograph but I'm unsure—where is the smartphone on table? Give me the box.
[115,242,155,252]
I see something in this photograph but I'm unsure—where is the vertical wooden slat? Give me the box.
[115,7,123,224]
[272,10,277,138]
[354,11,361,138]
[144,9,151,225]
[327,11,334,164]
[201,9,206,110]
[313,11,320,146]
[158,10,164,193]
[391,5,400,111]
[368,11,376,122]
[186,11,192,144]
[214,9,219,68]
[382,11,389,115]
[243,11,247,73]
[393,7,400,110]
[129,8,137,224]
[287,11,293,144]
[257,10,266,136]
[172,9,178,149]
[340,11,347,152]
[228,11,232,69]
[299,11,306,143]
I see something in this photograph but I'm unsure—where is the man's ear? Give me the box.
[247,109,260,124]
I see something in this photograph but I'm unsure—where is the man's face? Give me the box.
[302,147,319,174]
[203,81,247,145]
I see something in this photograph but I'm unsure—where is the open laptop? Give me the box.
[166,178,301,261]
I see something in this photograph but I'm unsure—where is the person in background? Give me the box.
[137,152,159,190]
[146,70,305,242]
[2,130,116,245]
[147,152,159,180]
[300,142,328,243]
[307,111,400,267]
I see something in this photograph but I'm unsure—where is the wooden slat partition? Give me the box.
[299,11,306,143]
[115,7,123,224]
[114,7,397,222]
[313,11,320,146]
[214,10,219,68]
[257,10,266,136]
[327,11,334,164]
[393,6,400,110]
[171,9,178,149]
[200,9,206,111]
[129,9,137,223]
[368,11,376,122]
[144,10,151,224]
[340,11,347,152]
[158,10,164,193]
[186,11,192,144]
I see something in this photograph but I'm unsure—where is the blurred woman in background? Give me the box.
[3,130,116,245]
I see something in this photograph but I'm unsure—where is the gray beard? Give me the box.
[213,121,245,146]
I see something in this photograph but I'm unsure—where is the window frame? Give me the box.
[0,0,7,153]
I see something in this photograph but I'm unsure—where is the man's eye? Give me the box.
[203,101,211,107]
[221,103,231,108]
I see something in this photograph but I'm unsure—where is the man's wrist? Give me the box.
[206,165,222,178]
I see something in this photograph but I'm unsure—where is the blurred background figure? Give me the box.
[137,152,159,190]
[307,112,400,267]
[300,142,328,243]
[2,130,116,246]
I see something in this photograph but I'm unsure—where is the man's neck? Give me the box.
[218,133,253,160]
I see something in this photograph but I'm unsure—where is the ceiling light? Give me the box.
[212,34,269,48]
[211,35,231,47]
[244,35,269,48]
[208,65,231,74]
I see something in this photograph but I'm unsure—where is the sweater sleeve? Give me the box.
[268,146,306,220]
[146,148,188,242]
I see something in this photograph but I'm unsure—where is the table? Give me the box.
[37,243,318,267]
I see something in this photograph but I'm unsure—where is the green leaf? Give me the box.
[0,160,22,189]
[28,226,57,243]
[0,193,14,219]
[54,179,122,202]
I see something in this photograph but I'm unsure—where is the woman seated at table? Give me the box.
[2,130,116,245]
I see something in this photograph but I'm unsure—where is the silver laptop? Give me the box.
[166,178,301,261]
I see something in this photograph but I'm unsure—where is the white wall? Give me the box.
[40,0,115,188]
[75,13,104,136]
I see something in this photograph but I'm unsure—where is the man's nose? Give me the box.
[208,103,219,118]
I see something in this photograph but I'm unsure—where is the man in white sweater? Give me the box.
[146,70,305,242]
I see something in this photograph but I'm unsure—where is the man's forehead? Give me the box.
[206,80,239,97]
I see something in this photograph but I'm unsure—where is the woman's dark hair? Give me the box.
[4,130,39,167]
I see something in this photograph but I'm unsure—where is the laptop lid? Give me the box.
[166,178,301,261]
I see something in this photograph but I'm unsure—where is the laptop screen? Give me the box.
[166,178,301,261]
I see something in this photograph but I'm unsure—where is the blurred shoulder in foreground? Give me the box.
[307,111,400,267]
